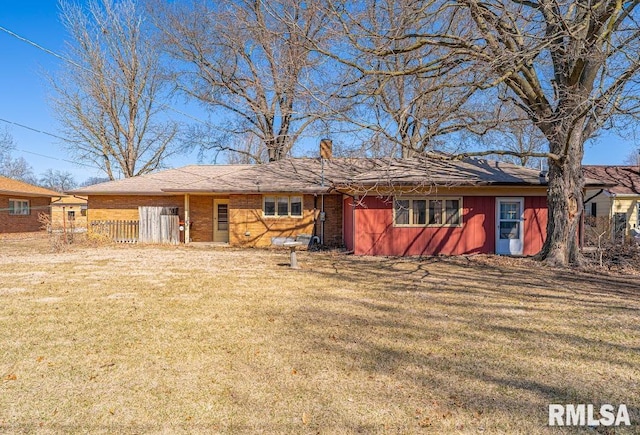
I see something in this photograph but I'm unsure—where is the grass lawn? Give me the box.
[0,236,639,434]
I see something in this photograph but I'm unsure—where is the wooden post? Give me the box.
[184,194,190,244]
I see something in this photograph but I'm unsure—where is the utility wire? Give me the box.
[0,25,218,129]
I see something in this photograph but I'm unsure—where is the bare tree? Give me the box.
[623,148,640,166]
[0,127,36,183]
[323,0,640,265]
[39,169,77,192]
[451,0,640,265]
[477,118,548,168]
[50,0,180,180]
[317,1,502,158]
[152,0,333,162]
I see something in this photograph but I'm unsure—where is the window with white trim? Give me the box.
[263,195,303,218]
[394,197,461,227]
[9,199,30,215]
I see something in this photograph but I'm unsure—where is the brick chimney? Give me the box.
[320,138,332,159]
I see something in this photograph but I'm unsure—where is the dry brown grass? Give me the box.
[0,237,638,434]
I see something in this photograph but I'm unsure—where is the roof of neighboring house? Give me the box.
[51,195,88,206]
[69,157,607,196]
[0,176,61,197]
[582,165,640,195]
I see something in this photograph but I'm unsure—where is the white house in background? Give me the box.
[583,165,640,240]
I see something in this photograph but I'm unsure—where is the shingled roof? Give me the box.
[69,157,607,195]
[0,176,61,197]
[582,165,640,195]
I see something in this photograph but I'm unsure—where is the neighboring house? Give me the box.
[50,195,88,230]
[69,151,605,256]
[583,165,640,240]
[0,176,61,233]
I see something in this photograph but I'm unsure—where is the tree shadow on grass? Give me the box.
[273,253,640,432]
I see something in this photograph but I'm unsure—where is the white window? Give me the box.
[9,199,30,215]
[263,195,303,218]
[394,197,462,227]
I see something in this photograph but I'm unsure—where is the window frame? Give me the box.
[393,197,462,227]
[9,199,30,216]
[262,195,304,218]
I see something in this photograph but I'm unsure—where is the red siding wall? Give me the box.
[354,195,547,256]
[523,196,548,255]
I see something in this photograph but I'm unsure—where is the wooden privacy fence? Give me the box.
[139,206,180,245]
[90,220,139,243]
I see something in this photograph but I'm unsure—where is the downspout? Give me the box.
[184,194,190,244]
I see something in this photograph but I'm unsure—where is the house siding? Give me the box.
[0,195,51,233]
[523,196,548,255]
[353,195,547,256]
[229,194,316,247]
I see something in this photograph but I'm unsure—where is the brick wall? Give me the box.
[189,195,214,242]
[229,194,316,247]
[0,195,51,233]
[88,195,185,221]
[228,193,344,248]
[51,207,88,229]
[87,193,344,247]
[314,194,343,247]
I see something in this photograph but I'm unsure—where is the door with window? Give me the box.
[496,198,524,255]
[213,199,229,243]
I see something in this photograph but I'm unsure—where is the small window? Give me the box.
[264,196,276,216]
[394,199,410,225]
[290,196,302,217]
[590,202,597,217]
[9,199,30,216]
[428,200,443,225]
[444,199,460,225]
[67,210,76,221]
[81,206,87,217]
[263,195,303,218]
[413,200,427,225]
[395,197,461,227]
[277,196,289,216]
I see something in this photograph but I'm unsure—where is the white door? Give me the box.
[213,199,229,243]
[496,198,524,255]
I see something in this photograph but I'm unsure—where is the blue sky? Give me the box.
[0,1,638,184]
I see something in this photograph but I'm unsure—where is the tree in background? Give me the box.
[152,0,334,162]
[39,169,77,192]
[0,127,36,183]
[50,0,180,180]
[623,149,640,166]
[316,1,500,158]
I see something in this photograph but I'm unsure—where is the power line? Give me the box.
[0,25,218,129]
[0,117,103,171]
[0,117,69,142]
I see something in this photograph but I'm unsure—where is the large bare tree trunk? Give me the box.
[537,131,585,266]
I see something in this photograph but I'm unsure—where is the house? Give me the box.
[69,151,606,256]
[583,165,640,240]
[0,176,61,233]
[50,195,88,230]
